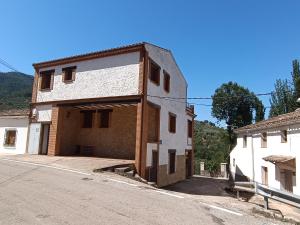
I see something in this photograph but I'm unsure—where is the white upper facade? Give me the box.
[145,44,193,166]
[36,51,141,102]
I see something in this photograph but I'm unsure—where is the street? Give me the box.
[0,159,290,225]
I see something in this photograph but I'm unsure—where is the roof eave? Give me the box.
[33,43,146,69]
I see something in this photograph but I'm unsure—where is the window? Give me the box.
[40,70,54,90]
[99,109,112,128]
[188,120,192,138]
[149,60,160,85]
[261,132,267,148]
[169,113,176,133]
[81,111,95,128]
[163,71,170,92]
[168,150,176,174]
[4,129,17,147]
[233,158,235,167]
[281,130,287,143]
[243,135,247,148]
[62,66,76,82]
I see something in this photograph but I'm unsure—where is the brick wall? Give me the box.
[59,106,137,159]
[48,106,63,156]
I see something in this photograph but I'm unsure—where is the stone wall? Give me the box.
[157,155,186,187]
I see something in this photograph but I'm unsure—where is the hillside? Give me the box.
[194,120,231,174]
[0,72,33,111]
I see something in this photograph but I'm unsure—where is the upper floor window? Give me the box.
[4,129,17,147]
[163,71,170,92]
[99,109,112,128]
[243,135,247,148]
[169,113,176,133]
[40,70,54,90]
[149,60,160,85]
[188,120,192,138]
[261,132,267,148]
[62,66,76,82]
[281,130,287,143]
[81,110,95,128]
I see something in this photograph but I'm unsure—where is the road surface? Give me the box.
[0,159,289,225]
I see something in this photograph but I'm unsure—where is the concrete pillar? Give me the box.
[220,163,228,178]
[200,161,205,176]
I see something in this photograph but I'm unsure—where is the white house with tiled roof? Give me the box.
[230,109,300,195]
[28,42,195,187]
[0,109,29,154]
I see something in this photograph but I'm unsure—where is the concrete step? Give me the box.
[114,167,131,174]
[124,170,135,177]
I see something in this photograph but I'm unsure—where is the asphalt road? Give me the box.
[0,159,288,225]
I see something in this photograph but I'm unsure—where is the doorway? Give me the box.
[261,166,268,186]
[281,170,293,193]
[149,150,158,182]
[186,150,192,178]
[40,124,50,155]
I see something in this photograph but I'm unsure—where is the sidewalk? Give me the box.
[0,153,134,173]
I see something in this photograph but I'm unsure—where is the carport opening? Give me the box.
[58,103,137,160]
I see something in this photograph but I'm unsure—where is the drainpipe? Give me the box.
[251,132,256,191]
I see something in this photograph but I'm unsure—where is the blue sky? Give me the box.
[1,0,300,124]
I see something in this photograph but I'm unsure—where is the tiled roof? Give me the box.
[32,42,170,69]
[0,109,29,117]
[235,109,300,133]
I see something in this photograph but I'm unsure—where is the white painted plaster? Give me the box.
[36,104,52,122]
[36,52,140,102]
[0,117,29,154]
[230,124,300,195]
[145,44,193,165]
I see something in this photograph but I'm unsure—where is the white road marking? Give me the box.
[0,158,243,216]
[198,201,243,216]
[0,158,91,176]
[153,190,185,199]
[106,178,138,187]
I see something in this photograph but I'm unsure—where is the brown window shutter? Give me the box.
[72,69,76,81]
[38,74,42,91]
[50,72,54,90]
[62,70,65,82]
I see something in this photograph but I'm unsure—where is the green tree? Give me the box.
[269,79,295,117]
[211,82,265,146]
[194,121,230,174]
[292,59,300,99]
[269,59,300,117]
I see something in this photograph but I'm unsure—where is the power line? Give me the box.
[0,57,20,73]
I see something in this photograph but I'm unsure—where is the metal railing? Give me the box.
[234,181,300,209]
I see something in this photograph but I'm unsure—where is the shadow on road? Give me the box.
[163,176,234,197]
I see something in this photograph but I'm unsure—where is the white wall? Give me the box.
[36,104,52,122]
[0,117,29,154]
[230,124,300,195]
[145,44,192,166]
[37,51,140,102]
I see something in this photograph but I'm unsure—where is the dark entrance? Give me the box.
[186,150,192,178]
[149,150,158,182]
[40,124,50,155]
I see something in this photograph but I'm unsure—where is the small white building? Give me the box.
[0,109,29,154]
[230,110,300,195]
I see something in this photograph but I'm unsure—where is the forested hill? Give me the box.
[0,72,33,111]
[194,120,231,173]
